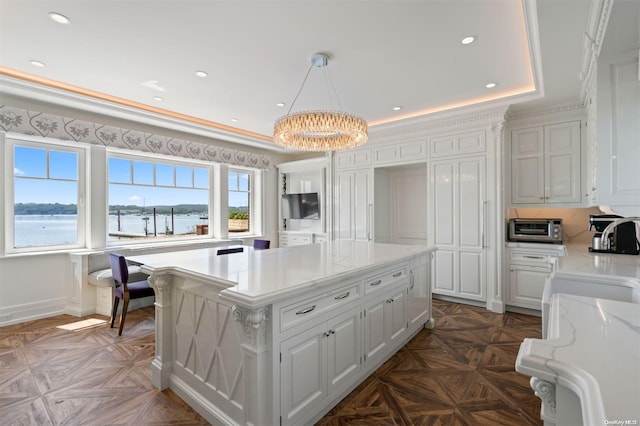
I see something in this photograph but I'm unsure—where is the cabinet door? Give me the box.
[280,323,328,425]
[511,127,545,204]
[354,169,372,241]
[327,310,361,394]
[363,297,386,362]
[508,264,551,309]
[385,287,407,344]
[335,171,354,240]
[545,121,581,203]
[335,169,372,241]
[408,260,430,329]
[430,157,486,301]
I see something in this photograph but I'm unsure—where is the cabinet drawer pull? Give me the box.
[392,271,402,278]
[295,305,316,315]
[370,279,383,286]
[334,291,350,300]
[386,298,394,303]
[524,255,544,259]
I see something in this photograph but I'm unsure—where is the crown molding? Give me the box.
[0,73,285,153]
[579,0,615,101]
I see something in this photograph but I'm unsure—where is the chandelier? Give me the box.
[273,53,368,151]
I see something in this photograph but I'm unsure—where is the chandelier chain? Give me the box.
[285,62,315,115]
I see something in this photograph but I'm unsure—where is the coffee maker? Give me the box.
[588,214,621,252]
[589,214,640,254]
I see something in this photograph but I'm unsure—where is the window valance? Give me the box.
[0,105,271,169]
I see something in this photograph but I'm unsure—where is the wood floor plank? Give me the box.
[0,301,542,425]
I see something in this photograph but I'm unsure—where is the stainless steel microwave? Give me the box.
[508,218,563,244]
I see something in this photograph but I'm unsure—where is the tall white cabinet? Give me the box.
[430,154,486,302]
[334,151,373,241]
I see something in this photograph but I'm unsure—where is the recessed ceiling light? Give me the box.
[485,82,497,88]
[461,36,475,45]
[48,12,71,25]
[392,106,402,111]
[30,60,45,67]
[276,102,286,107]
[231,118,239,122]
[195,71,208,78]
[153,96,164,101]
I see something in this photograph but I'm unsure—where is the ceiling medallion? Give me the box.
[273,53,368,151]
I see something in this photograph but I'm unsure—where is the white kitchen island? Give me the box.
[129,241,436,426]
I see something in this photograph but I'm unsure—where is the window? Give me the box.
[6,137,86,252]
[107,154,210,242]
[228,169,251,234]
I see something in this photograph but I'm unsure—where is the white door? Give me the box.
[511,127,544,204]
[280,323,327,425]
[327,310,361,394]
[354,169,372,241]
[545,121,581,203]
[508,265,551,309]
[385,287,407,344]
[363,296,386,363]
[430,156,486,301]
[335,169,372,241]
[335,171,354,240]
[408,259,430,328]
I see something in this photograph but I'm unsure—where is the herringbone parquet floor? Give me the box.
[0,300,542,425]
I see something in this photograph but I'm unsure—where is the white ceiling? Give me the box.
[0,0,593,151]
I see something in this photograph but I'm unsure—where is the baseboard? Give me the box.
[170,374,239,426]
[0,297,67,327]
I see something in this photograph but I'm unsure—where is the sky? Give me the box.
[14,147,248,208]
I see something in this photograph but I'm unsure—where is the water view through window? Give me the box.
[108,157,209,241]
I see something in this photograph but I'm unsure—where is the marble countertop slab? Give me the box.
[516,293,640,424]
[555,243,640,287]
[129,240,435,308]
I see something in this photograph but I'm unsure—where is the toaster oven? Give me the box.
[508,218,563,244]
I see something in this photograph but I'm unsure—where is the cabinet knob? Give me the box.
[539,197,544,200]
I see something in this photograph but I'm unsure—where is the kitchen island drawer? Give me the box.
[364,265,408,295]
[280,281,361,332]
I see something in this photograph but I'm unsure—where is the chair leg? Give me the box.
[119,294,130,336]
[110,297,120,328]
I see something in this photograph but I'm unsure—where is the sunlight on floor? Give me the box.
[56,318,107,331]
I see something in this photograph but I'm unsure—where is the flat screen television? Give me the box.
[282,192,320,220]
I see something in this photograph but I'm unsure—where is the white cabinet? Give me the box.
[280,309,361,425]
[363,285,406,365]
[596,50,640,208]
[373,140,427,165]
[408,254,431,329]
[430,156,486,301]
[507,247,560,310]
[335,169,373,241]
[511,121,582,204]
[279,232,328,247]
[334,149,371,170]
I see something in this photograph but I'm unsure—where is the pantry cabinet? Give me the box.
[430,155,487,302]
[511,121,582,204]
[334,169,373,241]
[596,50,640,208]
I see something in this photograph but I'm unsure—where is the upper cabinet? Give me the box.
[510,120,582,205]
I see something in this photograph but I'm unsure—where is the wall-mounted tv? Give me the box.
[282,192,320,220]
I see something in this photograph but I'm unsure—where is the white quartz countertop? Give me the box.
[555,243,640,287]
[516,293,640,424]
[129,240,434,308]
